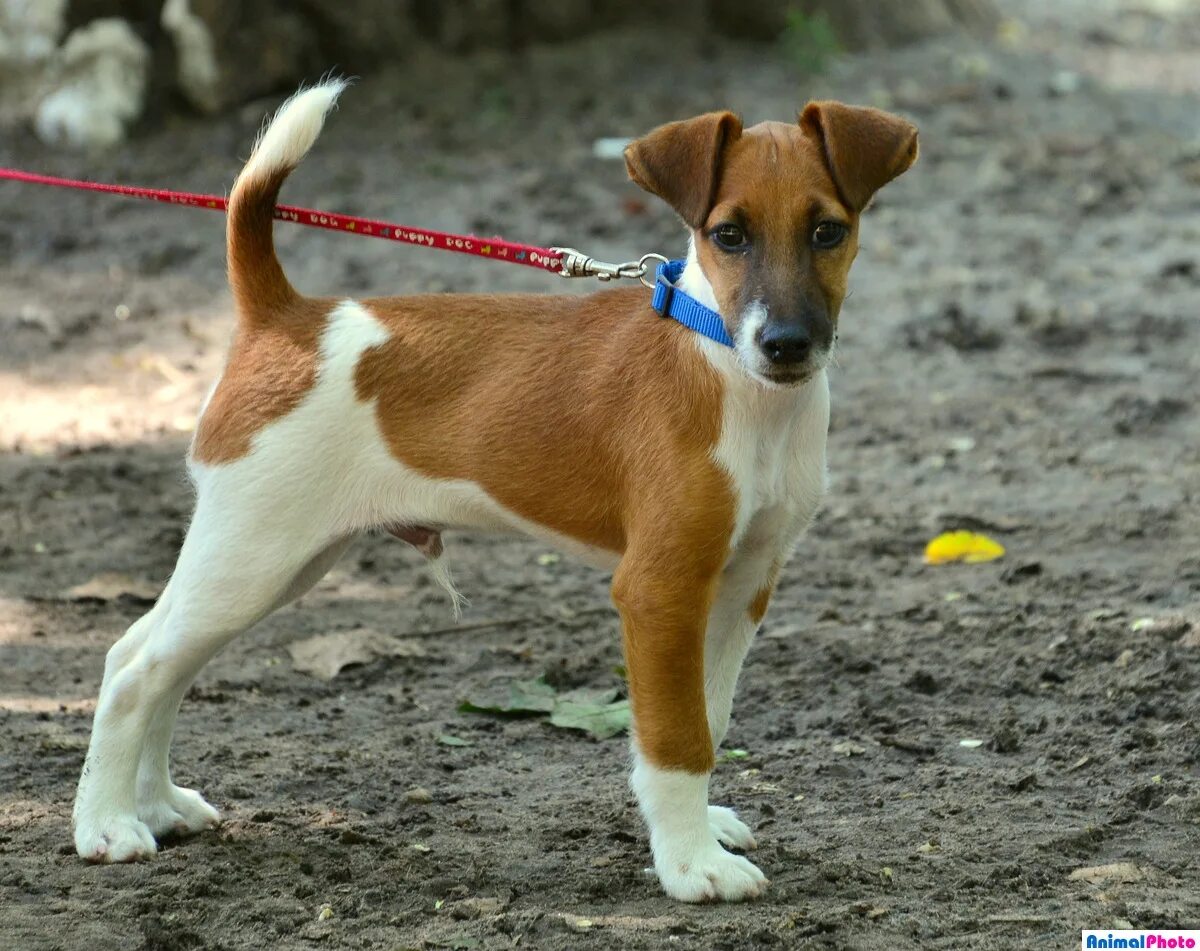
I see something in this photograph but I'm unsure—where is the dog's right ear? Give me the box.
[625,111,743,230]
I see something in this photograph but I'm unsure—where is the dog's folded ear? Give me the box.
[625,111,744,229]
[799,102,918,212]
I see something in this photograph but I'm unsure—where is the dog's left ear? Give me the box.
[625,111,744,229]
[799,102,918,212]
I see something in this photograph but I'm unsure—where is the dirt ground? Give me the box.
[2,1,1199,948]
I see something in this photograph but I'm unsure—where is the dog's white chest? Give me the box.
[712,369,831,549]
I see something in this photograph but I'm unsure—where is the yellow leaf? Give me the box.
[924,530,1005,565]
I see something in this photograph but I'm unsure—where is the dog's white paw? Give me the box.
[139,785,221,839]
[653,838,769,903]
[74,814,158,863]
[708,805,756,851]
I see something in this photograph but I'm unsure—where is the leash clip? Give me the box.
[551,247,668,286]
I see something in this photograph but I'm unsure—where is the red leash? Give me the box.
[0,167,565,273]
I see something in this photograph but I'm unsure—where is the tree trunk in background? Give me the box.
[186,0,998,110]
[4,0,1000,141]
[710,0,999,48]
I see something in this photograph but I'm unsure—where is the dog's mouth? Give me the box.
[738,352,827,389]
[758,367,813,387]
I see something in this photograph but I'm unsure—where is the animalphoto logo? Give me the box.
[1082,931,1200,949]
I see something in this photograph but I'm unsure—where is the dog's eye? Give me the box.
[812,221,848,250]
[712,223,748,251]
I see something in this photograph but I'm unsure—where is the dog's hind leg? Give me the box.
[73,486,351,862]
[132,534,355,841]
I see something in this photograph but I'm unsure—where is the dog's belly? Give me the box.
[373,468,621,571]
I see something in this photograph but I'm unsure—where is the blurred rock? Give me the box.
[35,18,150,149]
[0,0,64,64]
[161,0,219,113]
[0,0,66,130]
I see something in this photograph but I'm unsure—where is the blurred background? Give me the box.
[2,2,1199,949]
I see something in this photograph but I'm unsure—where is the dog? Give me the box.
[72,79,917,902]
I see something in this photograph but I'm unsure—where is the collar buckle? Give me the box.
[645,259,735,349]
[651,265,676,317]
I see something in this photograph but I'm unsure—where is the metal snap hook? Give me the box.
[550,247,668,285]
[637,253,669,289]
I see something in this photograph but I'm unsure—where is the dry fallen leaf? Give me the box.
[924,530,1005,565]
[288,630,426,680]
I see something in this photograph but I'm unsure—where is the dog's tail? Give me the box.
[227,79,349,324]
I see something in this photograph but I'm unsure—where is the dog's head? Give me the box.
[626,102,918,386]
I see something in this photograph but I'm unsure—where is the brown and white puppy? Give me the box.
[72,81,917,902]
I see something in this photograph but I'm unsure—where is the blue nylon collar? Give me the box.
[650,259,733,348]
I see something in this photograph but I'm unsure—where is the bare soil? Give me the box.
[2,2,1199,948]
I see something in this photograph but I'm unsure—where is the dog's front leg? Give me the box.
[613,537,769,903]
[701,539,783,854]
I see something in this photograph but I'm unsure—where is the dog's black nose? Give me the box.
[758,323,811,365]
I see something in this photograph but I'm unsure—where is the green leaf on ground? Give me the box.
[460,680,630,740]
[549,688,630,740]
[458,678,557,717]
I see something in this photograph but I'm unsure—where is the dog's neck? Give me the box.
[677,238,827,406]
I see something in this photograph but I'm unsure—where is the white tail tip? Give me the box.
[242,78,349,179]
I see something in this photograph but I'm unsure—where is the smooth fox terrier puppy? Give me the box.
[72,80,917,902]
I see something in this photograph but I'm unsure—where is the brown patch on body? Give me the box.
[355,287,735,773]
[354,287,728,554]
[191,297,331,465]
[195,273,739,776]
